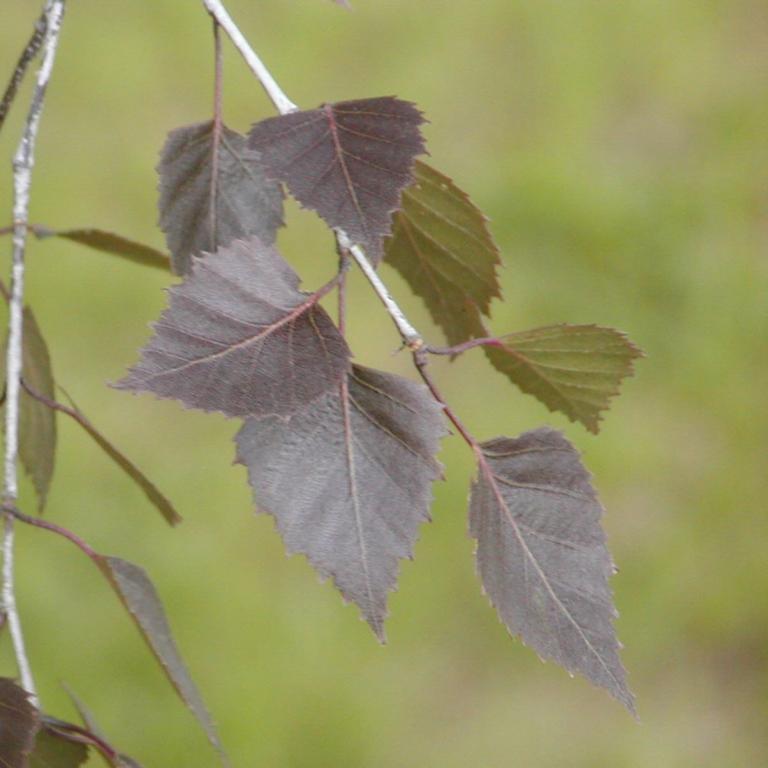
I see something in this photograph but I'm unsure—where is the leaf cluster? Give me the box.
[0,4,646,763]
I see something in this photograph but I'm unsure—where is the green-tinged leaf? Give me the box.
[0,307,57,510]
[0,677,40,768]
[96,556,224,759]
[484,324,643,433]
[34,228,170,272]
[384,160,501,345]
[30,724,89,768]
[59,391,181,526]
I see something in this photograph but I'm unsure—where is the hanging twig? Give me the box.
[2,0,66,706]
[0,7,48,135]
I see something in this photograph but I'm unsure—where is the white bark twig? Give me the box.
[200,0,425,349]
[201,0,298,114]
[3,0,66,705]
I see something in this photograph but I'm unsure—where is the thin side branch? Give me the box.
[2,0,66,705]
[0,8,47,134]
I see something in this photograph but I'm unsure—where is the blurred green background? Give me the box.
[2,1,767,765]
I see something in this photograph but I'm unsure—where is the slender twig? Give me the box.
[42,718,123,764]
[335,232,423,348]
[209,19,224,250]
[413,350,480,451]
[426,336,503,356]
[3,503,96,560]
[2,0,66,705]
[201,0,298,114]
[0,8,47,134]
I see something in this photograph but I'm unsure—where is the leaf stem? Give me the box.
[426,336,503,356]
[209,19,224,251]
[412,349,480,453]
[3,502,96,561]
[2,0,66,706]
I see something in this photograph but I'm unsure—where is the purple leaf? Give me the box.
[485,324,643,433]
[236,365,446,639]
[116,237,350,419]
[158,121,284,275]
[384,160,501,345]
[96,556,224,758]
[469,428,635,713]
[248,97,426,262]
[0,677,40,768]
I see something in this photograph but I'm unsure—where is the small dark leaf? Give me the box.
[484,325,643,433]
[116,236,350,419]
[158,121,284,275]
[59,391,181,526]
[96,556,224,757]
[469,428,635,713]
[30,724,89,768]
[384,160,501,345]
[34,228,170,272]
[249,97,425,261]
[0,677,40,768]
[0,307,57,510]
[236,365,446,639]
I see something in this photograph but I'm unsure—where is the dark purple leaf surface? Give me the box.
[96,556,223,757]
[485,324,643,433]
[158,121,284,275]
[469,428,634,713]
[236,365,446,639]
[384,160,501,345]
[0,677,40,768]
[116,237,350,419]
[249,97,425,262]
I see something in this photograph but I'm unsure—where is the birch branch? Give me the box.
[2,0,66,705]
[200,0,425,350]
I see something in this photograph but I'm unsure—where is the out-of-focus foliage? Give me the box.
[1,0,766,765]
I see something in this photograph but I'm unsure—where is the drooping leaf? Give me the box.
[58,391,181,526]
[116,236,350,419]
[469,428,635,713]
[33,228,170,272]
[30,723,89,768]
[0,677,40,768]
[158,121,284,275]
[236,365,446,640]
[248,97,425,262]
[384,160,501,345]
[96,556,224,758]
[0,307,57,510]
[484,325,643,433]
